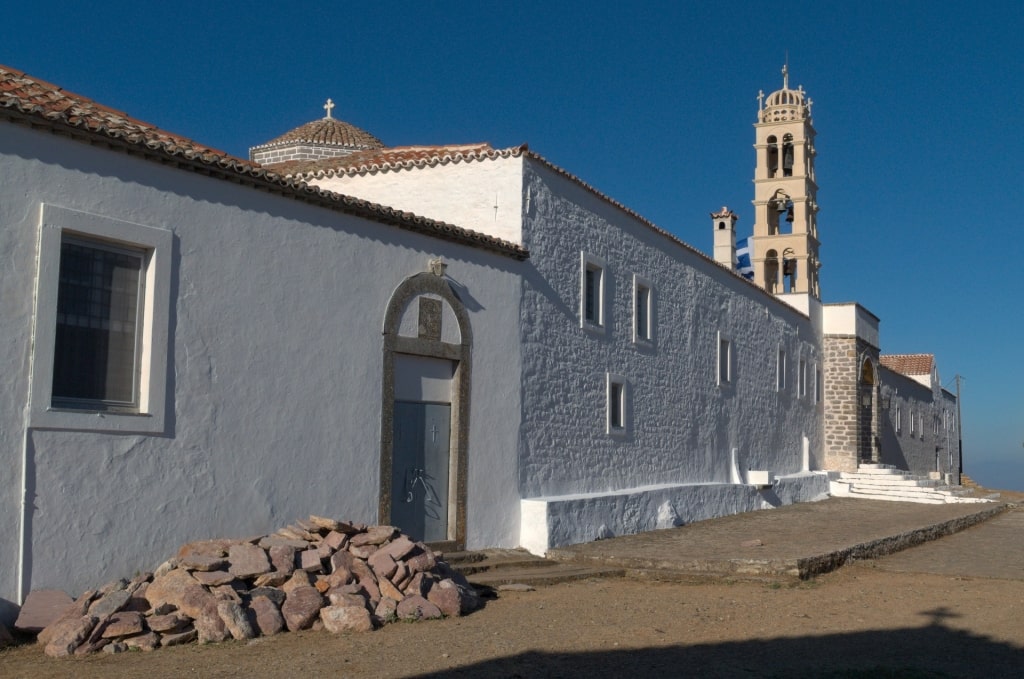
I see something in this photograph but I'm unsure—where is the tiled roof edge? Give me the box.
[289,142,804,316]
[0,89,528,262]
[285,143,526,178]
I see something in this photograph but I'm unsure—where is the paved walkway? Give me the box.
[871,507,1024,580]
[548,497,1015,580]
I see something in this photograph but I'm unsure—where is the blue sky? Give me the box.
[5,2,1022,488]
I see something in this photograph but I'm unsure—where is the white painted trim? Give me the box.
[777,347,787,391]
[28,204,172,434]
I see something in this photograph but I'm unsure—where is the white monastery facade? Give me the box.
[0,64,960,624]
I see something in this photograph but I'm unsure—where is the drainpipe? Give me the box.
[18,424,31,605]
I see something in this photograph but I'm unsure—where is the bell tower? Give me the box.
[751,65,821,299]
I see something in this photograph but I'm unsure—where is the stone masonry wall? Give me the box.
[823,336,858,471]
[251,144,359,166]
[823,335,878,472]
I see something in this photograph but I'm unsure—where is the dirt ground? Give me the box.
[2,562,1022,679]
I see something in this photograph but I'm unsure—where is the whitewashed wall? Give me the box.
[0,124,523,620]
[879,367,959,480]
[517,159,825,529]
[314,156,526,245]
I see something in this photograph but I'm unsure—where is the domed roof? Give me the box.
[759,66,811,123]
[257,116,384,151]
[250,99,384,165]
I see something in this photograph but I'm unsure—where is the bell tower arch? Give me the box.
[751,65,821,298]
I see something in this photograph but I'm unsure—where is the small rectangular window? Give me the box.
[910,409,915,435]
[896,405,902,434]
[633,275,653,345]
[718,335,731,385]
[815,365,822,403]
[777,349,786,391]
[607,373,627,435]
[53,237,145,410]
[580,253,607,332]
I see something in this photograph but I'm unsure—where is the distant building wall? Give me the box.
[879,367,959,481]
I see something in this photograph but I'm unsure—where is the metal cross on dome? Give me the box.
[323,98,335,120]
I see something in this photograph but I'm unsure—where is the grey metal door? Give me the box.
[391,401,451,542]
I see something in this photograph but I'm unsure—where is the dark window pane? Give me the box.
[52,240,142,407]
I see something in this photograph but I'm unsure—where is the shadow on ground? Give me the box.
[413,607,1022,678]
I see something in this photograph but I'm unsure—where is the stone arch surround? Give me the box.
[379,270,472,549]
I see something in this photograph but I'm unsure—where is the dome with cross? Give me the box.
[250,98,384,166]
[758,66,811,124]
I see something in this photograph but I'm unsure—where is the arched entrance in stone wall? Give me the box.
[380,268,471,550]
[858,358,879,463]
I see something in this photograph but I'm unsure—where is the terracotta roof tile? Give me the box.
[270,143,506,176]
[0,64,526,261]
[879,354,934,376]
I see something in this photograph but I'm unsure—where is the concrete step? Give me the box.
[466,564,626,587]
[438,550,487,566]
[840,475,939,488]
[446,548,625,588]
[832,466,996,505]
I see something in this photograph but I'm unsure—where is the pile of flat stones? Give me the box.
[36,516,480,657]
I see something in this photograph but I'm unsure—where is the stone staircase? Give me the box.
[441,548,624,589]
[830,464,995,504]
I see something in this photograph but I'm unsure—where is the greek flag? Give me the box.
[736,237,754,280]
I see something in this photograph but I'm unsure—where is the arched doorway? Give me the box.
[380,269,471,550]
[858,358,878,463]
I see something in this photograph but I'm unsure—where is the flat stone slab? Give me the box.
[14,589,74,632]
[548,498,1011,580]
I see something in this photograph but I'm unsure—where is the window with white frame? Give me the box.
[896,405,902,434]
[777,349,786,391]
[581,253,606,332]
[717,333,732,386]
[633,275,653,344]
[910,408,915,436]
[815,364,822,403]
[798,358,808,398]
[30,204,171,433]
[606,373,627,435]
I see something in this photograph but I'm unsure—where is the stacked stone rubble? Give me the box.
[37,517,480,657]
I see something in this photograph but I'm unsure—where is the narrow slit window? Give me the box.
[607,374,627,435]
[633,276,653,344]
[718,336,731,385]
[581,253,607,332]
